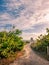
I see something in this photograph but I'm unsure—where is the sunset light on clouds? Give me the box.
[0,0,49,40]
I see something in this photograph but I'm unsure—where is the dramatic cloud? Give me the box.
[0,0,49,40]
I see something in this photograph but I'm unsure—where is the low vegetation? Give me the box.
[31,28,49,60]
[0,26,25,65]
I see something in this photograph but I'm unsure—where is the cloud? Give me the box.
[0,0,49,39]
[22,22,49,33]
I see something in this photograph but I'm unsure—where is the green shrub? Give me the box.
[32,28,49,54]
[0,29,24,58]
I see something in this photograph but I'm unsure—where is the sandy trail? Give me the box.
[10,43,49,65]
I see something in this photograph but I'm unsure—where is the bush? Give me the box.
[32,28,49,54]
[0,30,24,58]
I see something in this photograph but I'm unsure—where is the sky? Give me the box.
[0,0,49,40]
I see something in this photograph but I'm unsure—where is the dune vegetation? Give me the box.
[0,26,24,59]
[31,28,49,60]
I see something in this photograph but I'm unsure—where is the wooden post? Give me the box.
[47,46,49,55]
